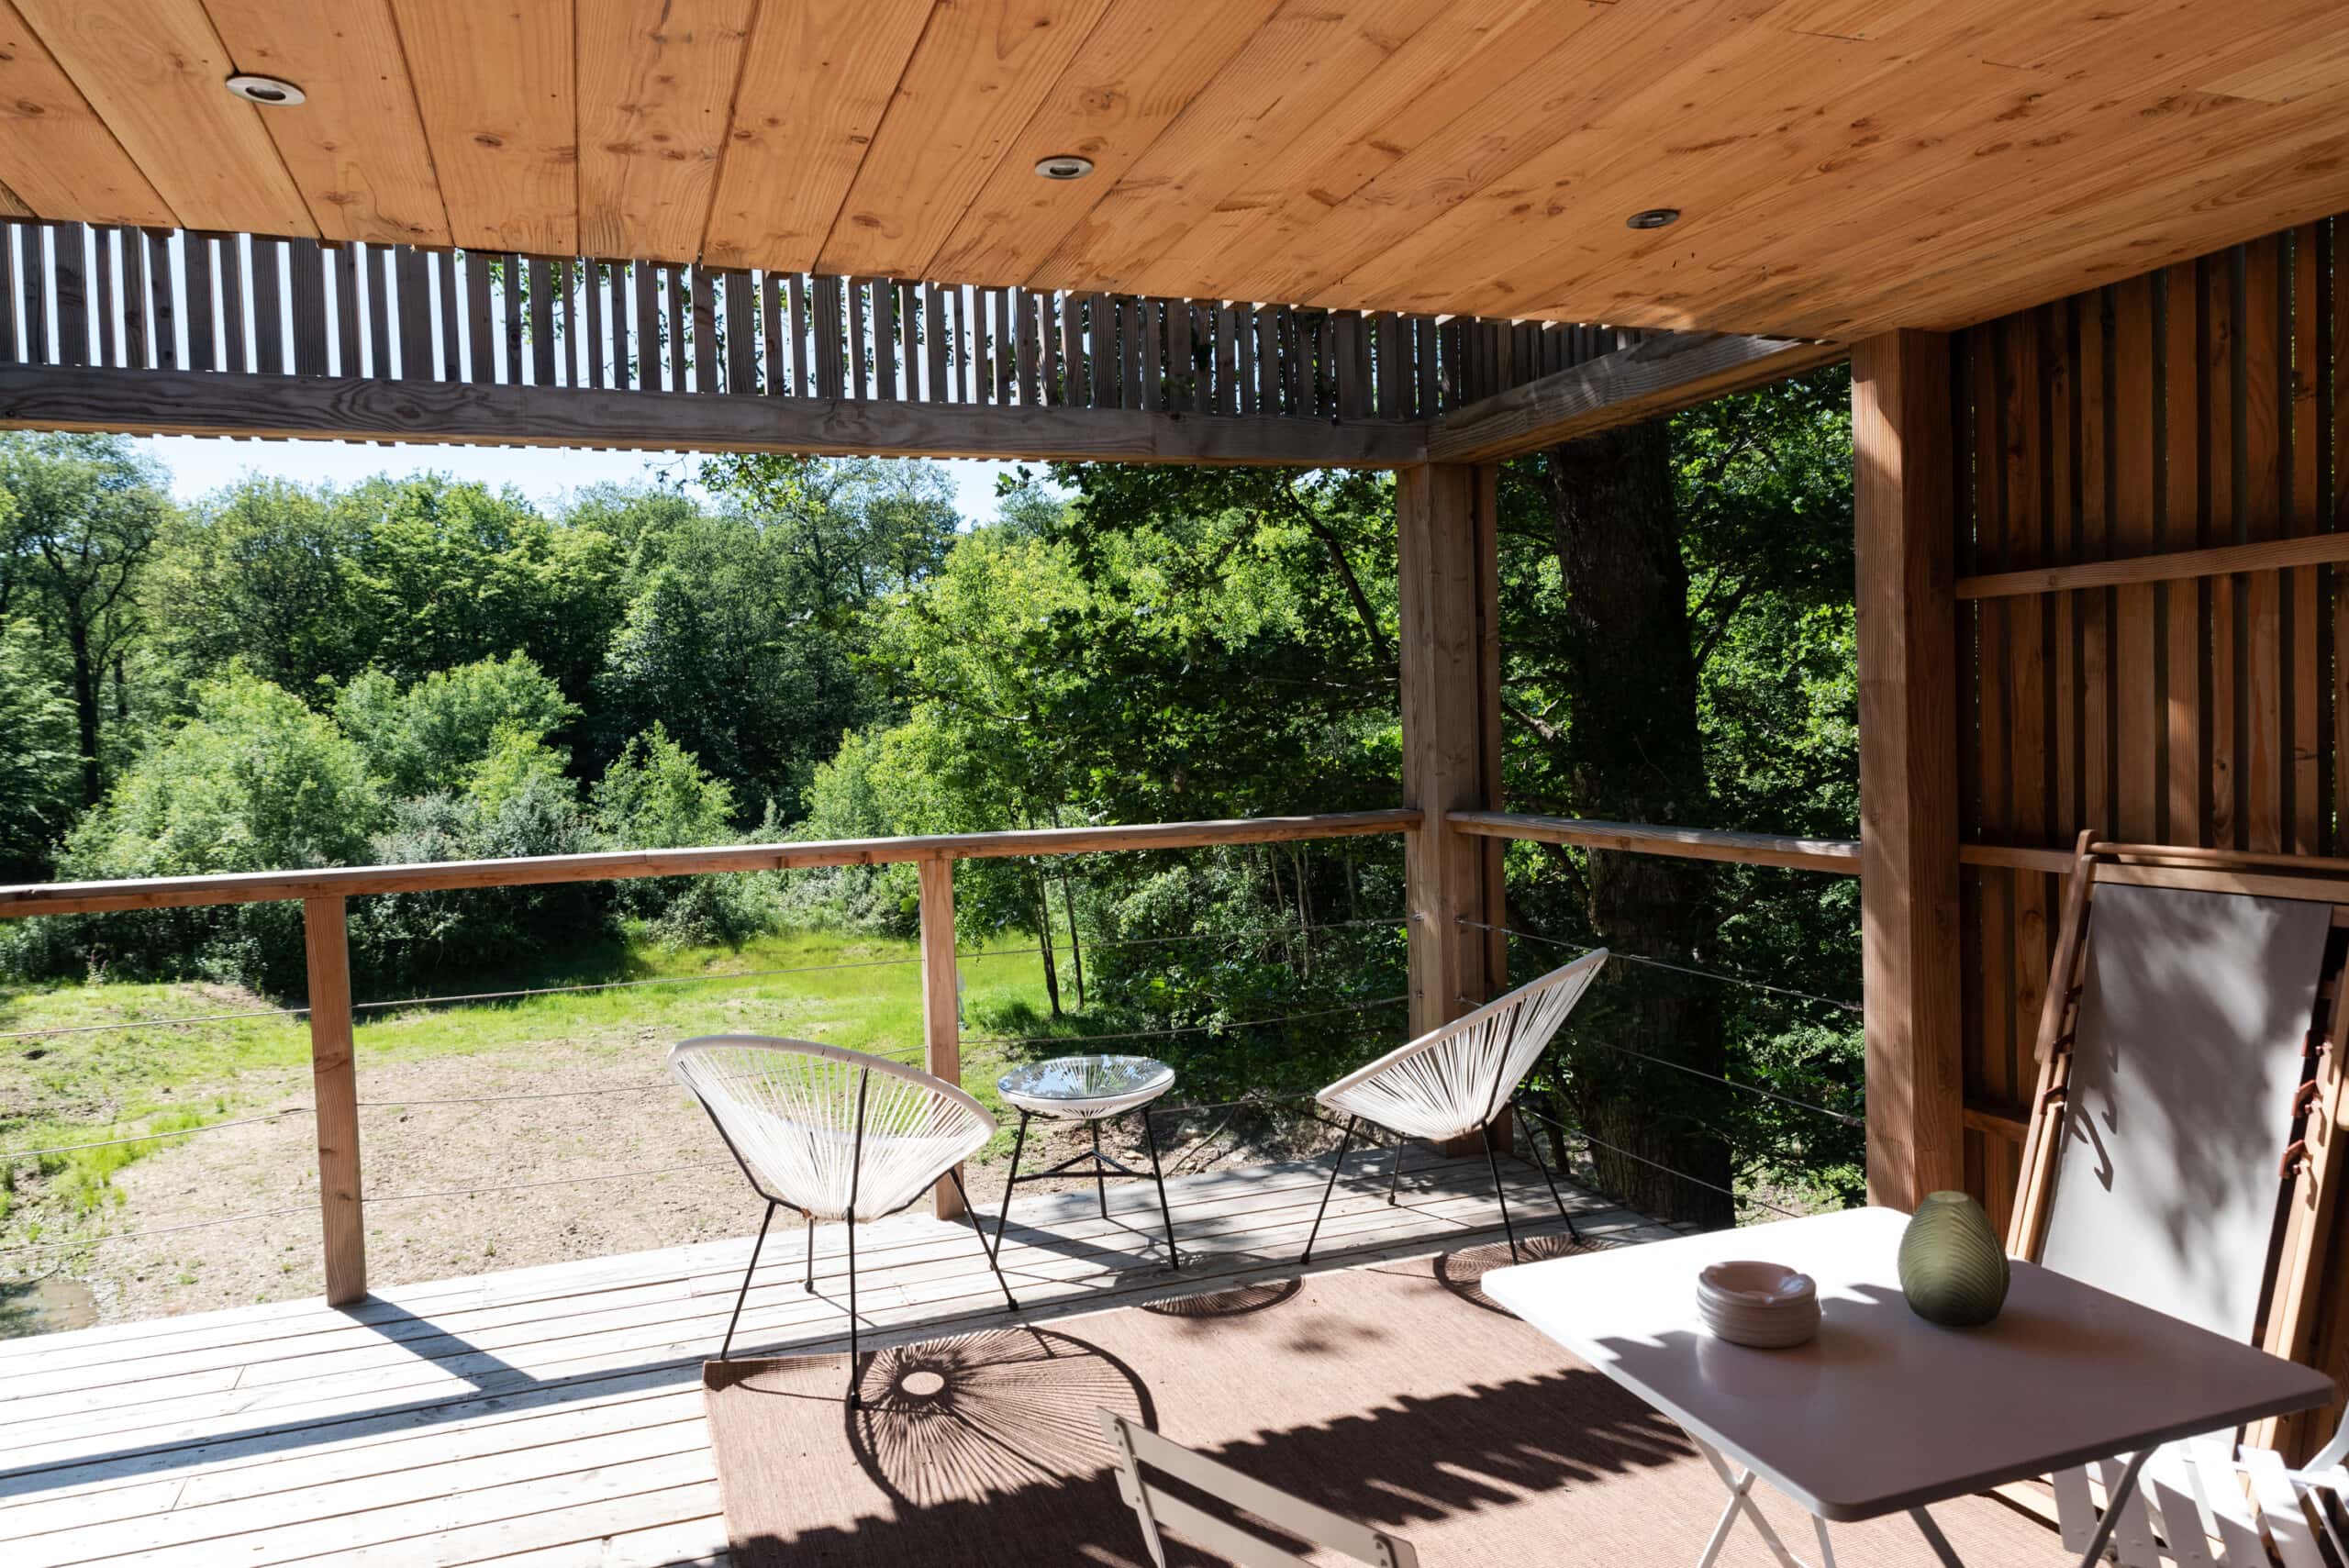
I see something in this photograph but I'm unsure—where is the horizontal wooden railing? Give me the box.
[0,219,1635,431]
[1445,809,2082,878]
[0,809,1420,1307]
[0,810,1420,918]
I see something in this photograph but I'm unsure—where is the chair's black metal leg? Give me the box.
[993,1108,1030,1258]
[1513,1094,1580,1242]
[845,1068,870,1410]
[949,1163,1019,1311]
[1387,1137,1407,1207]
[803,1209,817,1291]
[719,1200,777,1362]
[1300,1117,1360,1266]
[844,1208,861,1408]
[1481,1119,1521,1264]
[1089,1119,1109,1218]
[1139,1106,1180,1272]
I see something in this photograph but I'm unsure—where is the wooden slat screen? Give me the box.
[0,222,1629,425]
[1953,217,2342,1237]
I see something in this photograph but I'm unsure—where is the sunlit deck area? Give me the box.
[0,1148,1660,1567]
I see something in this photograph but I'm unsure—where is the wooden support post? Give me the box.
[1852,330,1965,1209]
[918,855,967,1219]
[1397,462,1508,1150]
[302,895,365,1305]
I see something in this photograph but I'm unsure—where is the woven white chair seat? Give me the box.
[1319,951,1609,1143]
[997,1054,1175,1120]
[668,1035,996,1222]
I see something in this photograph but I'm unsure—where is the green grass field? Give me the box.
[0,928,1089,1243]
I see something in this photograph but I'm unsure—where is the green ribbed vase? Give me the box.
[1898,1191,2009,1328]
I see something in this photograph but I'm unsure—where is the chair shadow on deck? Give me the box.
[717,1345,1687,1568]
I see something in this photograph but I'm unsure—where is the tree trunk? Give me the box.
[65,623,101,806]
[1059,873,1085,1009]
[1541,419,1734,1229]
[1035,868,1063,1018]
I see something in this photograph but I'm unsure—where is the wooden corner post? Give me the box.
[1852,331,1965,1209]
[918,855,967,1219]
[302,895,366,1306]
[1397,463,1508,1147]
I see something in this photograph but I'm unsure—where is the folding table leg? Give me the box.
[1691,1437,1805,1568]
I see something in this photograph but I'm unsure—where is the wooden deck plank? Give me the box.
[2,1163,1620,1456]
[0,1155,1669,1568]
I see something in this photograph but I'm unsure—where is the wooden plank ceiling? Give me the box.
[1,0,2346,340]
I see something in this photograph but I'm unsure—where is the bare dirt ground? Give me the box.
[54,1040,1274,1326]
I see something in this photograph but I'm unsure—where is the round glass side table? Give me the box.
[994,1054,1181,1270]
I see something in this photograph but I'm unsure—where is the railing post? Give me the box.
[1397,462,1509,1155]
[918,855,967,1219]
[302,895,366,1306]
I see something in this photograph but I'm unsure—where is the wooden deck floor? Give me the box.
[0,1148,1667,1567]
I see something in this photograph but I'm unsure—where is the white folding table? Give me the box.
[1484,1207,2333,1567]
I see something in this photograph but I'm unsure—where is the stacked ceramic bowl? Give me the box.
[1696,1260,1820,1348]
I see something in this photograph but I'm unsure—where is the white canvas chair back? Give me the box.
[1099,1409,1421,1568]
[2031,884,2333,1567]
[1319,951,1607,1142]
[667,1035,995,1222]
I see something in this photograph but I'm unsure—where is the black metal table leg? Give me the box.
[1139,1105,1181,1271]
[993,1107,1030,1258]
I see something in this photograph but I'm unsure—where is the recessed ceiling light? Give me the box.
[1627,207,1681,230]
[1033,155,1095,181]
[226,73,306,106]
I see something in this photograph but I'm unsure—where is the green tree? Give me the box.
[335,652,578,798]
[592,724,763,944]
[50,667,384,989]
[0,617,76,879]
[150,477,373,695]
[0,434,169,804]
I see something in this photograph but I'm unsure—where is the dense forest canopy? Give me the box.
[0,370,1862,1216]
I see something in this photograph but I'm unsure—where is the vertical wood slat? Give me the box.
[0,225,20,365]
[1127,298,1149,412]
[439,250,462,382]
[290,239,328,376]
[303,895,365,1307]
[54,223,88,366]
[392,246,425,380]
[918,856,964,1221]
[1016,288,1040,406]
[250,239,284,375]
[899,281,922,402]
[927,283,949,405]
[145,231,174,370]
[543,257,570,389]
[1040,290,1061,407]
[1169,302,1192,414]
[333,243,361,378]
[630,261,656,391]
[174,231,203,373]
[92,228,117,369]
[814,276,843,398]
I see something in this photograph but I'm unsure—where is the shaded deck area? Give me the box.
[0,1147,1663,1566]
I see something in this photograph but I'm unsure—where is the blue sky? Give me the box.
[133,435,1027,520]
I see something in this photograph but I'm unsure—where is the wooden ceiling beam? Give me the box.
[0,365,1429,469]
[1425,333,1846,464]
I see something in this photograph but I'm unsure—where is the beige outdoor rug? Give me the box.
[703,1240,2073,1565]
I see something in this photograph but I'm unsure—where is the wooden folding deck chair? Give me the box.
[2009,833,2349,1567]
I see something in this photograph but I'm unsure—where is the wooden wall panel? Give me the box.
[1955,217,2343,1243]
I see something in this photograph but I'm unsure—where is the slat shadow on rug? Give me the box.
[705,1243,2075,1565]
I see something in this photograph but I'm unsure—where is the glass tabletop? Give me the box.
[996,1053,1175,1114]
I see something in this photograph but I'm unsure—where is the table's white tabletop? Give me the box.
[1484,1206,2333,1522]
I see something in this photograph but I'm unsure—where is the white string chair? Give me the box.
[668,1035,1018,1403]
[1300,951,1608,1267]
